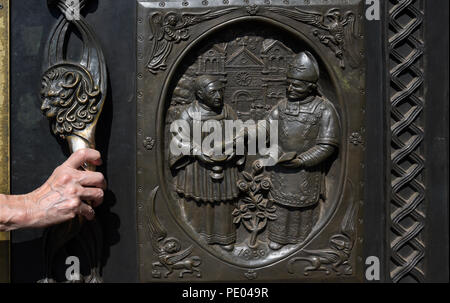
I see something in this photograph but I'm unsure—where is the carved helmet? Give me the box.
[287,51,320,83]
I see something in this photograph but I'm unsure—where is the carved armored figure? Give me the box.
[266,52,340,250]
[169,75,243,251]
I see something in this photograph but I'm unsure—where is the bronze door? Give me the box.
[6,0,448,283]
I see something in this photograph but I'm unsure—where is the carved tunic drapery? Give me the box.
[170,100,243,246]
[267,96,340,208]
[169,101,242,203]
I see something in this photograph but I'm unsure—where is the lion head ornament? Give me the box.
[40,63,101,139]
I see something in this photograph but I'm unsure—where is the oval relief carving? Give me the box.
[160,21,345,269]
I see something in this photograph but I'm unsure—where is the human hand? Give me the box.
[277,152,298,166]
[280,158,303,168]
[21,149,106,229]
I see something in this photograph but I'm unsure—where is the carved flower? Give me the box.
[143,137,155,150]
[235,71,252,86]
[349,132,363,146]
[237,180,249,192]
[260,177,272,191]
[246,4,258,15]
[244,270,257,280]
[252,160,263,175]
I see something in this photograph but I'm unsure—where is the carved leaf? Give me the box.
[239,204,248,212]
[243,214,253,220]
[258,199,268,209]
[255,194,263,204]
[256,212,266,219]
[267,206,277,213]
[266,213,277,221]
[254,174,264,183]
[242,171,253,182]
[247,203,257,210]
[242,197,253,204]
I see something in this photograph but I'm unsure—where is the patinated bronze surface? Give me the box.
[137,0,366,282]
[39,0,107,283]
[4,0,445,283]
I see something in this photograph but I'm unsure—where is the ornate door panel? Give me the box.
[136,0,366,282]
[6,0,448,283]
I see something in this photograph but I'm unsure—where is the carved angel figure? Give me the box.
[147,8,238,73]
[267,7,361,68]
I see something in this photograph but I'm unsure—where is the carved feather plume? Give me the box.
[342,12,363,68]
[165,246,194,265]
[341,180,359,239]
[266,7,328,30]
[179,8,239,28]
[144,186,168,253]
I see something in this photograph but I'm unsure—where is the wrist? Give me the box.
[0,193,29,231]
[20,186,49,229]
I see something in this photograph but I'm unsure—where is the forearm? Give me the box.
[299,144,336,167]
[0,194,29,232]
[2,149,105,231]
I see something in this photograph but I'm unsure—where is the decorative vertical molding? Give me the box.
[388,0,426,283]
[0,0,10,283]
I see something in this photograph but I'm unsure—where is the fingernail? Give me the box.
[88,208,95,219]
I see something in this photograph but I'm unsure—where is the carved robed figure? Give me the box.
[266,51,341,250]
[169,76,244,251]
